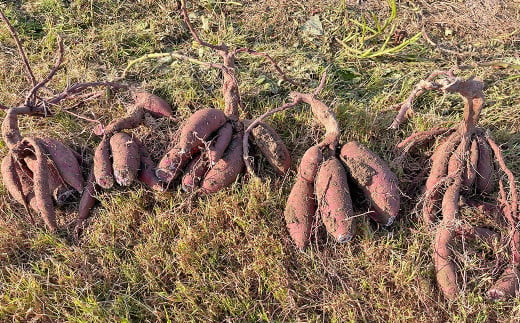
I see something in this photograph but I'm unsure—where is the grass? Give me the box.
[1,0,520,321]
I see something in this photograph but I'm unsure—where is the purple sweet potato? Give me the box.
[462,138,479,188]
[24,155,73,205]
[488,266,520,300]
[181,153,209,192]
[315,156,355,243]
[134,139,164,192]
[40,137,84,192]
[2,152,30,206]
[134,91,173,118]
[340,141,400,226]
[200,132,244,195]
[177,108,227,154]
[109,132,140,186]
[156,146,196,183]
[208,121,233,165]
[475,136,496,194]
[283,145,323,249]
[93,136,114,189]
[298,145,323,183]
[242,119,292,175]
[26,138,57,231]
[284,177,316,249]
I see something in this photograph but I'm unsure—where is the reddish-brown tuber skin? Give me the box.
[134,139,164,192]
[315,156,355,243]
[200,132,244,195]
[285,178,316,249]
[208,121,233,165]
[340,141,400,226]
[2,153,29,207]
[475,136,496,194]
[39,137,84,192]
[242,119,291,175]
[423,131,462,224]
[181,153,209,192]
[24,155,73,205]
[299,145,323,183]
[284,145,323,249]
[156,146,196,183]
[462,138,479,188]
[488,266,520,300]
[177,108,227,154]
[93,136,114,189]
[109,132,140,186]
[26,138,58,231]
[134,91,173,118]
[434,177,462,300]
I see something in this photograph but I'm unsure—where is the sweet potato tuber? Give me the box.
[298,145,323,183]
[156,146,196,183]
[284,178,316,249]
[24,138,57,231]
[110,132,140,186]
[134,138,164,192]
[340,141,400,226]
[177,108,227,154]
[134,91,173,118]
[315,156,355,243]
[1,152,30,207]
[208,121,233,165]
[93,136,114,189]
[487,266,520,300]
[40,137,84,192]
[24,155,73,205]
[242,119,291,175]
[181,153,210,192]
[462,138,479,188]
[200,132,244,195]
[475,136,496,194]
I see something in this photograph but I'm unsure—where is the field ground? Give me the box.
[0,0,519,321]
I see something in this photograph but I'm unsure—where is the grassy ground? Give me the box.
[0,0,519,321]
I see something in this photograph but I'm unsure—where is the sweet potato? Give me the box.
[208,121,233,165]
[109,132,140,186]
[134,138,164,192]
[134,91,173,118]
[156,146,196,183]
[25,138,57,231]
[40,137,84,192]
[181,153,209,192]
[487,266,520,300]
[2,153,29,206]
[422,131,462,223]
[434,178,462,300]
[340,141,400,226]
[475,136,496,194]
[177,108,227,154]
[200,132,244,195]
[242,119,292,175]
[75,171,98,238]
[461,138,479,188]
[93,136,114,189]
[315,156,355,243]
[24,155,73,205]
[298,145,323,183]
[284,177,316,249]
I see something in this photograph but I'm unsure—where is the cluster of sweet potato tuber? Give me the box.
[0,10,128,232]
[149,0,292,194]
[246,74,400,249]
[392,70,519,300]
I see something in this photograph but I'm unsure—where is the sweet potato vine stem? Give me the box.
[0,8,37,87]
